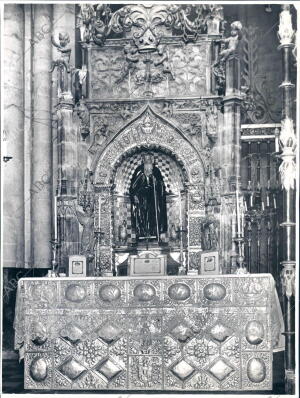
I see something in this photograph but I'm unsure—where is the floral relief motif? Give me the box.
[222,337,240,360]
[75,340,107,367]
[76,371,106,389]
[54,370,71,388]
[184,337,218,368]
[163,336,181,365]
[53,339,72,365]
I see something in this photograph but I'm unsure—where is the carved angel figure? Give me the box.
[50,33,71,73]
[213,21,242,66]
[154,45,175,80]
[116,44,139,84]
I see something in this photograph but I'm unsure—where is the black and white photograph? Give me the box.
[1,1,298,396]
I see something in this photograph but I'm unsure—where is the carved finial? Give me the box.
[278,4,295,46]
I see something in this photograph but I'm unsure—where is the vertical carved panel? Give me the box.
[96,187,113,274]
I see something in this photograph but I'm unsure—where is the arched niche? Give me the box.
[92,106,205,187]
[111,146,188,247]
[92,106,207,274]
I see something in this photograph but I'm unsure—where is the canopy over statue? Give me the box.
[130,153,167,242]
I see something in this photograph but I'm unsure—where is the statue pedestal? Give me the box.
[128,250,167,276]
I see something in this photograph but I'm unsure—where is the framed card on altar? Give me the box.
[199,251,219,275]
[68,255,87,277]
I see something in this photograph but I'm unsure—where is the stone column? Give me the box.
[23,5,33,267]
[31,5,53,267]
[221,53,243,272]
[277,5,296,394]
[222,55,242,187]
[3,5,25,267]
[52,4,76,196]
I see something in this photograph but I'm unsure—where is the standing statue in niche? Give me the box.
[202,217,219,250]
[130,153,167,242]
[72,203,95,255]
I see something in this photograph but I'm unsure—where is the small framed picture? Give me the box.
[68,255,87,277]
[199,251,219,275]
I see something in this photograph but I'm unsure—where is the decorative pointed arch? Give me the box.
[93,105,205,186]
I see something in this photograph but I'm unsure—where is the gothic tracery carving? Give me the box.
[93,107,204,186]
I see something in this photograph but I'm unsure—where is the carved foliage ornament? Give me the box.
[241,26,281,123]
[77,4,224,47]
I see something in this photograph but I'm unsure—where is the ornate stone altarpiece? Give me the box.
[15,274,283,391]
[55,4,231,274]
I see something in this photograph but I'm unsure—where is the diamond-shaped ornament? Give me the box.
[210,323,231,343]
[171,324,193,343]
[60,323,83,345]
[97,322,122,345]
[96,358,122,381]
[171,359,195,381]
[58,357,87,380]
[208,358,234,382]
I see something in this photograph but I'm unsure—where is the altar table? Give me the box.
[14,274,284,391]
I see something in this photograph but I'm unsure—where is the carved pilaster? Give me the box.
[95,187,113,276]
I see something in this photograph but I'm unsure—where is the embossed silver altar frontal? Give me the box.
[14,274,283,391]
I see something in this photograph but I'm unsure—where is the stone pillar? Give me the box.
[222,55,242,187]
[23,5,33,267]
[3,5,25,267]
[52,4,76,197]
[31,5,53,267]
[220,54,243,272]
[277,5,296,394]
